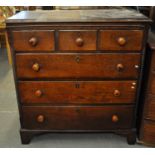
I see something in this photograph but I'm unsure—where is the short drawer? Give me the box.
[21,106,134,130]
[145,95,155,121]
[18,81,137,105]
[16,53,141,79]
[99,30,143,51]
[13,30,55,51]
[58,30,97,51]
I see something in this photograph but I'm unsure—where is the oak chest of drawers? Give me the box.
[6,9,151,144]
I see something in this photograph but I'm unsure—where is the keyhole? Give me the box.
[75,56,80,63]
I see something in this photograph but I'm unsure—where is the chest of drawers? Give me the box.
[6,9,151,144]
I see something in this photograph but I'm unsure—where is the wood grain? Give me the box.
[58,30,96,51]
[13,30,55,51]
[144,95,155,121]
[21,105,134,130]
[18,81,137,105]
[140,120,155,145]
[99,30,143,51]
[16,53,141,79]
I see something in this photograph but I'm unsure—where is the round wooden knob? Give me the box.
[29,37,38,46]
[116,64,124,71]
[35,90,42,97]
[37,115,45,123]
[114,90,121,97]
[112,115,119,123]
[117,37,126,46]
[32,63,40,72]
[75,37,84,47]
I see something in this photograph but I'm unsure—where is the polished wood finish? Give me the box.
[18,81,137,105]
[16,53,141,79]
[99,30,143,51]
[34,90,42,97]
[6,9,150,144]
[13,30,55,51]
[36,115,45,123]
[32,63,40,72]
[58,30,96,51]
[116,63,124,72]
[22,106,134,130]
[117,37,126,46]
[112,115,119,123]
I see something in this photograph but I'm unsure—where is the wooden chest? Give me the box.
[139,32,155,145]
[6,9,151,144]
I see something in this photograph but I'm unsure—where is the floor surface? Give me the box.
[0,48,148,148]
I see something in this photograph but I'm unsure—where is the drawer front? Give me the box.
[140,120,155,144]
[13,31,55,51]
[99,30,143,51]
[18,81,137,105]
[145,95,155,120]
[22,106,134,130]
[16,53,141,79]
[58,30,97,51]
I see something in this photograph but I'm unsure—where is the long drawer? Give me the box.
[18,81,137,105]
[16,53,141,79]
[21,106,134,130]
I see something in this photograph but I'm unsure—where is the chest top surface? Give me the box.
[6,9,151,24]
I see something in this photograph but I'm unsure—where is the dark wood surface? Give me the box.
[16,53,141,79]
[21,105,134,130]
[6,9,150,144]
[139,32,155,145]
[6,9,151,23]
[99,30,143,51]
[58,30,97,51]
[144,95,155,120]
[18,81,137,105]
[13,30,55,51]
[141,120,155,145]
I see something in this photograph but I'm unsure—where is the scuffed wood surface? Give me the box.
[6,9,151,23]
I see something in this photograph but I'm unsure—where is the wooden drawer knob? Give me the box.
[112,115,119,123]
[75,37,84,47]
[37,115,45,123]
[114,90,120,97]
[117,37,126,46]
[32,63,40,72]
[116,64,124,71]
[29,37,38,46]
[35,90,42,97]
